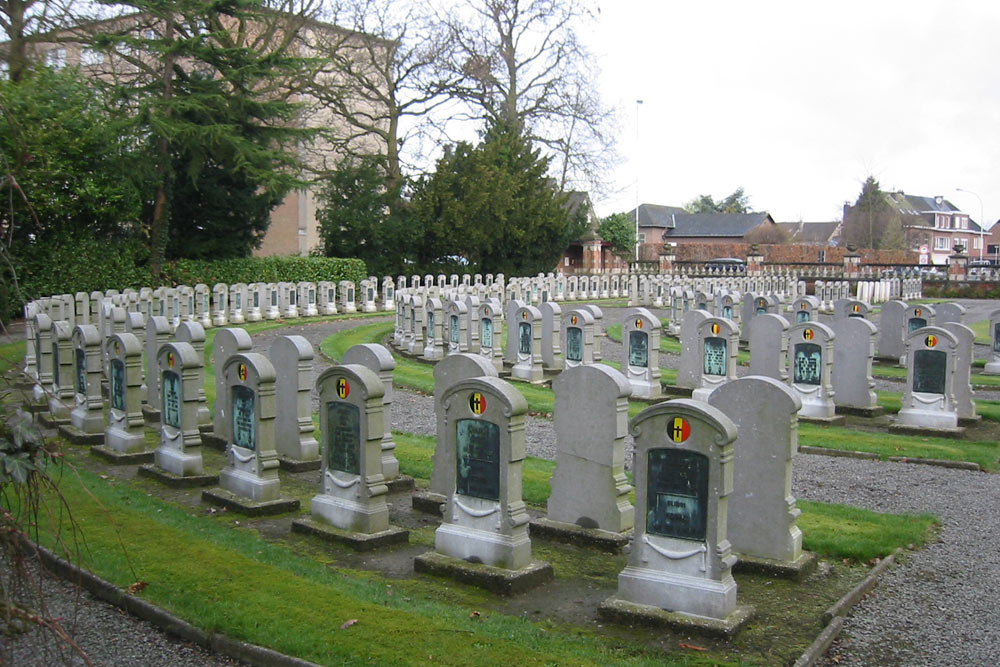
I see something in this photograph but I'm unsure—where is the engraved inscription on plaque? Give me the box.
[646,448,708,541]
[629,330,648,368]
[450,315,459,344]
[51,342,60,387]
[793,343,822,385]
[348,288,355,302]
[235,293,242,309]
[756,307,767,315]
[253,291,260,308]
[913,349,946,395]
[518,321,531,355]
[270,290,277,306]
[328,288,334,302]
[481,318,493,348]
[703,336,727,376]
[994,323,1000,354]
[231,385,256,450]
[796,310,811,323]
[162,370,181,429]
[908,317,927,333]
[367,287,374,302]
[455,418,500,501]
[111,359,125,411]
[722,305,733,320]
[289,289,296,305]
[326,401,360,475]
[75,348,86,395]
[309,289,315,304]
[427,311,435,339]
[566,327,583,362]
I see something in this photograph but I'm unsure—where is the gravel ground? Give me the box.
[4,301,1000,665]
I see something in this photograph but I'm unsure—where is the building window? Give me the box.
[974,236,982,250]
[80,49,104,66]
[637,233,646,243]
[934,236,950,250]
[45,48,67,70]
[956,237,968,251]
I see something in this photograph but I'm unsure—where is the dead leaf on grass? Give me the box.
[127,581,148,595]
[340,619,358,630]
[679,642,706,651]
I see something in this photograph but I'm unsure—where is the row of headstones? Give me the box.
[675,298,976,431]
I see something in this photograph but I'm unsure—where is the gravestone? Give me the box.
[691,317,739,402]
[318,281,338,315]
[30,312,54,406]
[64,324,104,441]
[338,280,357,313]
[194,284,212,328]
[790,296,820,324]
[212,283,229,327]
[204,353,299,513]
[406,294,425,355]
[935,302,966,326]
[940,322,977,423]
[539,301,563,372]
[47,320,74,423]
[228,283,248,324]
[423,297,445,360]
[511,305,545,383]
[579,304,605,362]
[292,364,407,547]
[832,298,870,320]
[477,300,504,373]
[209,329,252,448]
[278,282,298,319]
[876,300,908,360]
[623,308,662,398]
[263,283,280,320]
[174,321,210,429]
[139,341,209,476]
[143,316,172,423]
[708,376,814,576]
[504,299,527,366]
[600,399,751,633]
[905,304,935,335]
[463,294,481,353]
[560,308,596,368]
[415,376,552,592]
[829,317,881,415]
[748,313,789,381]
[892,327,961,433]
[269,336,322,470]
[786,322,840,422]
[100,333,149,460]
[675,309,711,390]
[444,299,469,355]
[983,308,1000,375]
[341,343,405,487]
[534,365,633,547]
[299,281,319,317]
[246,283,264,322]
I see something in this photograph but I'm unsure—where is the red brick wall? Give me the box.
[654,242,916,265]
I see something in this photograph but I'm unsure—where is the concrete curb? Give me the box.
[793,616,844,667]
[799,446,981,471]
[31,543,322,667]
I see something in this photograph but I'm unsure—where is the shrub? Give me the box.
[161,256,367,287]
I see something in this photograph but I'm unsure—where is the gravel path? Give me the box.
[5,302,999,665]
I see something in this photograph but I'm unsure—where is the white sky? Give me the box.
[584,0,1000,227]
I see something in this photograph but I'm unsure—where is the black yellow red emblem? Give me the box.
[925,334,937,348]
[803,328,814,341]
[167,352,175,368]
[669,416,691,443]
[635,318,643,329]
[469,392,487,414]
[571,315,578,326]
[238,363,248,382]
[337,377,350,398]
[711,322,720,335]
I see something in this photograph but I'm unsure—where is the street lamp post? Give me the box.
[634,99,643,263]
[956,187,985,260]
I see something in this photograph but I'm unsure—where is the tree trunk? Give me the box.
[149,12,176,280]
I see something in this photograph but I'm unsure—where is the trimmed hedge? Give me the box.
[161,256,367,288]
[922,281,1000,300]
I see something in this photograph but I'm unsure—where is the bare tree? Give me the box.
[0,0,83,81]
[440,0,618,195]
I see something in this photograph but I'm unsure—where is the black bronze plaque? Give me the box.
[450,315,459,344]
[907,317,927,333]
[518,321,531,355]
[481,318,493,348]
[796,310,811,323]
[994,323,1000,354]
[110,359,125,411]
[326,401,360,475]
[162,370,181,429]
[913,349,946,395]
[456,418,500,501]
[232,384,256,450]
[51,342,60,387]
[629,330,648,368]
[703,337,727,376]
[566,326,583,362]
[427,311,435,338]
[793,343,822,385]
[646,448,708,541]
[75,348,87,395]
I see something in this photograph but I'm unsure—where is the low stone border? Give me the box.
[30,543,322,667]
[799,446,981,470]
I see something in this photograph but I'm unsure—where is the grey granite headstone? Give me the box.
[786,322,837,419]
[876,300,908,360]
[934,302,966,326]
[676,309,711,390]
[940,322,977,421]
[151,342,204,469]
[540,301,563,371]
[983,308,1000,375]
[211,328,253,440]
[269,335,321,465]
[895,327,959,430]
[829,317,879,411]
[691,317,739,402]
[511,305,545,383]
[69,325,104,434]
[342,343,400,481]
[748,313,789,381]
[174,321,210,428]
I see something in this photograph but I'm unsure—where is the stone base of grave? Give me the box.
[983,361,1000,375]
[413,551,552,595]
[90,444,154,465]
[311,493,391,535]
[528,518,631,553]
[277,456,322,473]
[291,517,409,551]
[38,411,70,429]
[201,487,300,517]
[798,414,847,426]
[598,597,754,638]
[616,565,742,624]
[658,385,694,399]
[385,475,415,494]
[21,399,49,414]
[888,423,965,439]
[138,464,219,488]
[57,423,105,446]
[411,490,447,515]
[835,405,887,418]
[141,405,160,426]
[198,423,214,434]
[958,415,982,427]
[733,550,818,582]
[199,431,227,451]
[509,366,546,385]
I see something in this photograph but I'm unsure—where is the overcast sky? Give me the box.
[585,0,1000,227]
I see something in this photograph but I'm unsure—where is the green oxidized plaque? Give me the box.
[456,418,500,501]
[703,337,727,376]
[231,384,256,450]
[756,307,767,315]
[796,310,811,323]
[162,370,181,429]
[566,327,583,362]
[110,359,125,411]
[481,318,493,348]
[907,317,927,333]
[235,292,242,309]
[51,342,60,387]
[270,290,277,306]
[75,348,87,395]
[722,305,733,320]
[450,314,459,344]
[326,401,360,475]
[793,343,822,385]
[629,330,648,368]
[646,448,708,541]
[253,290,259,308]
[913,349,946,395]
[518,321,531,355]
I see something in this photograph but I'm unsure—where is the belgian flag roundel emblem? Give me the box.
[853,304,860,313]
[635,318,643,329]
[711,322,720,335]
[337,377,350,398]
[914,307,923,317]
[803,328,814,341]
[925,334,938,348]
[469,392,487,415]
[238,363,248,382]
[571,315,578,326]
[669,416,691,443]
[167,352,175,368]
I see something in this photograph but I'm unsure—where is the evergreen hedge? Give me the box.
[161,256,367,288]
